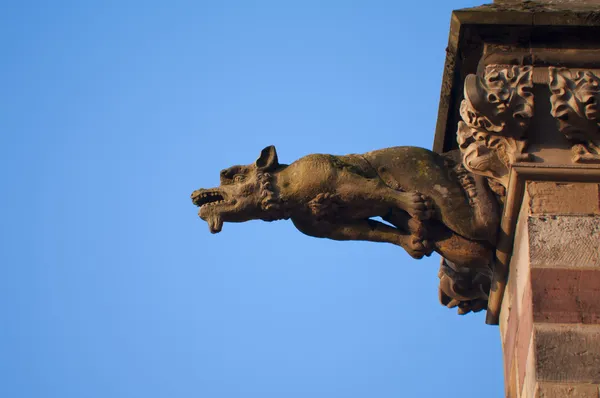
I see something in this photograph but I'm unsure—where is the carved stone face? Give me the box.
[191,146,280,233]
[461,140,507,180]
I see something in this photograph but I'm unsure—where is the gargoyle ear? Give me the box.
[255,145,279,171]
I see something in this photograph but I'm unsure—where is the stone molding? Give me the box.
[457,66,600,180]
[433,3,600,154]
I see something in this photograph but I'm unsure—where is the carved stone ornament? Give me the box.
[549,67,600,163]
[438,258,491,315]
[457,66,534,186]
[192,145,502,315]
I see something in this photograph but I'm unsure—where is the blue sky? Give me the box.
[1,1,503,397]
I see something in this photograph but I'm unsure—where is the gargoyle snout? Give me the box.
[191,189,203,205]
[191,188,227,208]
[192,189,218,206]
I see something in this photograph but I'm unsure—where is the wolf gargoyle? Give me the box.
[192,146,500,276]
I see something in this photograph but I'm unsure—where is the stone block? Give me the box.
[536,382,599,398]
[528,216,600,268]
[527,182,600,216]
[535,324,600,383]
[531,269,600,324]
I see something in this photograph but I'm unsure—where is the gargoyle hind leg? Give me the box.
[385,209,493,269]
[292,217,431,259]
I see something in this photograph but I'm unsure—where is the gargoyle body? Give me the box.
[192,146,500,274]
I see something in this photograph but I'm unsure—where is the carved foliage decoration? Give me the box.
[457,66,534,186]
[549,67,600,163]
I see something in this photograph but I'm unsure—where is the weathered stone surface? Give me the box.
[532,268,600,324]
[535,324,600,383]
[527,182,600,215]
[528,216,600,268]
[536,382,600,398]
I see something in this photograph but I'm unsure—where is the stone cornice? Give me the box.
[434,2,600,155]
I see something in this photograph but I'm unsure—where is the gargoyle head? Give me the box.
[191,145,284,233]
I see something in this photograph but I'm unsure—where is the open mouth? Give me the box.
[191,189,228,234]
[191,190,227,207]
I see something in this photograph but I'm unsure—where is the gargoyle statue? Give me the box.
[192,145,501,314]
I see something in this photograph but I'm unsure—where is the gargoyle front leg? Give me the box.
[383,209,427,240]
[336,182,434,220]
[382,209,433,256]
[292,217,431,259]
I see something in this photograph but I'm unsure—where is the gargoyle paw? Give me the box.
[403,191,434,220]
[406,235,433,259]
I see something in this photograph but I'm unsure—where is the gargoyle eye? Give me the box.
[233,175,245,183]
